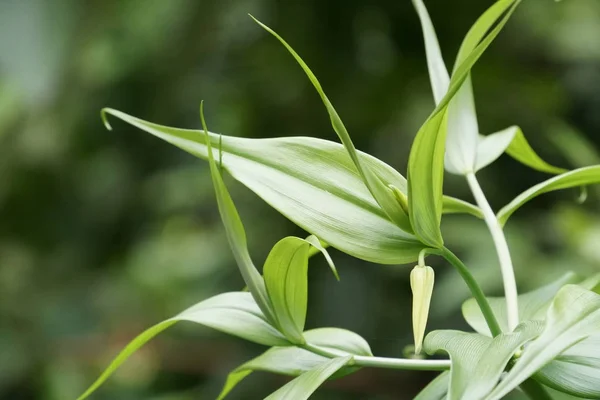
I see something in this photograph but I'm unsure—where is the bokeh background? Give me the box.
[1,0,600,399]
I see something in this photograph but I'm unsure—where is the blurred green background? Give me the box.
[1,0,600,399]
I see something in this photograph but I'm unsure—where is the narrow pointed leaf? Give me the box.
[77,292,287,400]
[217,327,372,399]
[497,166,600,226]
[475,126,518,172]
[200,104,276,324]
[424,321,542,400]
[265,356,352,400]
[263,236,311,344]
[305,235,339,280]
[412,0,450,105]
[251,16,413,234]
[414,371,450,400]
[487,285,600,400]
[103,109,437,264]
[408,0,521,247]
[506,127,567,175]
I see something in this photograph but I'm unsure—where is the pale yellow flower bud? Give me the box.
[410,265,435,355]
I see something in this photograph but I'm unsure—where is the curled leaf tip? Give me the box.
[100,108,113,131]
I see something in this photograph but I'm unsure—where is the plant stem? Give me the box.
[431,247,502,337]
[466,172,519,332]
[519,379,553,400]
[302,343,451,371]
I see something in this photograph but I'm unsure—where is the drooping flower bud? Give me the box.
[410,265,435,355]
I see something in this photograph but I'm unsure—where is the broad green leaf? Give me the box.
[251,16,413,234]
[408,0,521,247]
[200,103,276,324]
[411,0,450,105]
[497,166,600,226]
[462,273,600,398]
[265,356,352,400]
[535,335,600,398]
[77,292,288,400]
[414,371,449,400]
[103,109,477,264]
[424,321,542,400]
[263,236,311,344]
[217,327,372,399]
[506,127,567,175]
[486,285,600,400]
[462,272,578,336]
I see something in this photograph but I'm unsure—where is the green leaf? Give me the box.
[424,321,542,400]
[414,371,450,400]
[200,103,276,325]
[462,272,578,336]
[250,16,413,234]
[263,236,311,344]
[253,22,413,234]
[103,109,452,264]
[217,327,372,399]
[497,166,600,226]
[77,292,288,400]
[304,235,339,280]
[487,285,600,400]
[506,127,567,175]
[408,0,521,247]
[535,336,600,398]
[462,273,600,398]
[265,356,352,400]
[411,0,450,105]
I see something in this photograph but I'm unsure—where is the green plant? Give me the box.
[77,0,600,398]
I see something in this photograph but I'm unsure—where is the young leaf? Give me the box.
[263,236,311,344]
[497,165,600,226]
[414,371,450,400]
[487,285,600,400]
[424,321,543,400]
[408,0,521,247]
[217,327,372,399]
[102,109,481,264]
[264,356,352,400]
[77,292,288,400]
[411,0,450,105]
[444,74,479,175]
[250,16,414,234]
[304,235,339,280]
[200,103,276,325]
[475,127,518,172]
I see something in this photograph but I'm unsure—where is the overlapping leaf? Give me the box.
[77,292,288,400]
[217,327,372,399]
[201,103,276,324]
[408,0,521,247]
[103,109,478,264]
[265,356,352,400]
[423,321,542,400]
[486,285,600,399]
[251,16,413,234]
[263,236,338,344]
[414,371,450,400]
[462,274,600,399]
